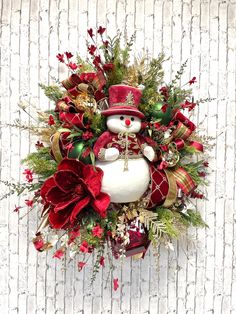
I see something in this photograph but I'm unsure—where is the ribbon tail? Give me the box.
[163,170,178,207]
[171,167,196,195]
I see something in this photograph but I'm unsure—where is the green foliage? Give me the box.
[102,34,134,87]
[139,55,165,117]
[181,209,208,228]
[0,181,42,200]
[181,160,206,186]
[155,207,181,238]
[180,145,201,156]
[167,87,192,109]
[39,84,63,102]
[90,245,105,285]
[76,55,94,73]
[169,59,188,88]
[88,112,106,137]
[22,147,57,178]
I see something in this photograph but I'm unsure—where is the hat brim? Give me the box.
[102,106,145,119]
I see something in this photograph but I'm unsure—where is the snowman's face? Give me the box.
[106,114,142,134]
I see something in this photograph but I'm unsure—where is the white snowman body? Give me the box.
[95,114,156,203]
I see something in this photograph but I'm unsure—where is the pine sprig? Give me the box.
[39,83,63,102]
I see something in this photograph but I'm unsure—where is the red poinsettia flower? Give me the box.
[97,26,106,35]
[99,256,105,267]
[68,62,78,71]
[48,115,55,126]
[188,76,197,85]
[88,45,96,55]
[92,225,104,238]
[113,278,119,291]
[78,261,86,271]
[53,249,64,259]
[40,158,110,229]
[56,53,64,63]
[65,51,73,59]
[87,28,94,38]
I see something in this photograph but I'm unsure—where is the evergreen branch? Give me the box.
[39,83,63,102]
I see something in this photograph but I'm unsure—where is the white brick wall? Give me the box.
[0,0,235,313]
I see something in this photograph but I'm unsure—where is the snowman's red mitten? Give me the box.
[93,131,120,161]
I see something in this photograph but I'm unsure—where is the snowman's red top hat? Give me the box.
[102,85,145,119]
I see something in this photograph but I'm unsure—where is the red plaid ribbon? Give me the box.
[171,167,196,195]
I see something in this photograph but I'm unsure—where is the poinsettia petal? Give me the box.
[46,186,69,205]
[40,176,55,199]
[70,196,90,222]
[54,170,79,192]
[82,165,103,197]
[91,192,110,218]
[46,186,81,212]
[58,158,84,175]
[54,195,82,212]
[48,208,71,229]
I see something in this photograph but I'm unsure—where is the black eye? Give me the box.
[131,117,135,121]
[120,116,124,120]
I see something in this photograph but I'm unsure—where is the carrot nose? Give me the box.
[125,119,131,126]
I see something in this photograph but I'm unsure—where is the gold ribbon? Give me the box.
[162,169,178,207]
[51,131,63,163]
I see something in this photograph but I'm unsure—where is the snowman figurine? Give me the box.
[93,85,158,203]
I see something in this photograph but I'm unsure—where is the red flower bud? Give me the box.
[56,53,64,63]
[97,26,106,35]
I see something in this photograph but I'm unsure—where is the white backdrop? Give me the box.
[0,0,236,313]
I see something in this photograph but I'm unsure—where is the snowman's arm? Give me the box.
[138,135,158,162]
[93,131,119,161]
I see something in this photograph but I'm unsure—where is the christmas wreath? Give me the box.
[5,27,212,289]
